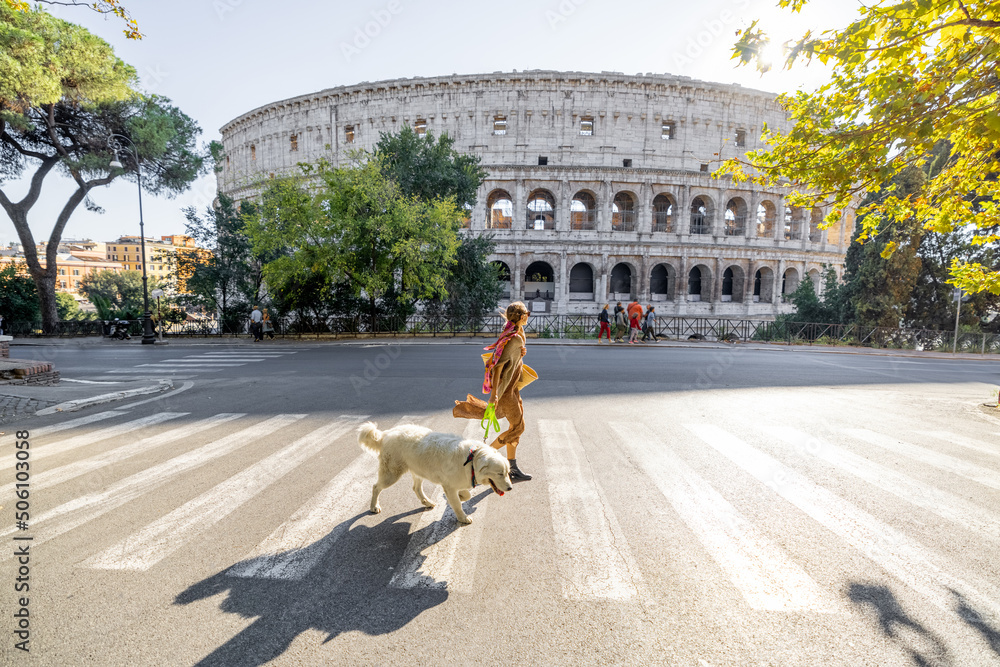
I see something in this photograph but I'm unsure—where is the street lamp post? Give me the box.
[109,134,156,345]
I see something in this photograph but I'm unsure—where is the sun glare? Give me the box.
[758,41,786,72]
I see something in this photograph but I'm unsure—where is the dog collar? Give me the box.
[464,449,477,487]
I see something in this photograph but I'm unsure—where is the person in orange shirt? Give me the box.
[627,298,643,324]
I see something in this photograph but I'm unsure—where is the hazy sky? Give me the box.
[1,0,859,247]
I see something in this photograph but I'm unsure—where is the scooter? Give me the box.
[109,319,132,340]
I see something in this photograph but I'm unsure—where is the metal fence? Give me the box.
[7,315,1000,354]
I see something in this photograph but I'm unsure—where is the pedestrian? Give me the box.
[597,303,611,343]
[613,302,626,342]
[0,312,4,336]
[262,308,275,340]
[642,306,658,342]
[628,309,642,344]
[249,305,263,342]
[453,301,536,482]
[627,298,643,326]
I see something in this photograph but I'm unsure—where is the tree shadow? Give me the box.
[848,583,952,667]
[174,489,492,666]
[950,588,1000,657]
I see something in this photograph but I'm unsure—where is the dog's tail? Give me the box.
[357,422,384,457]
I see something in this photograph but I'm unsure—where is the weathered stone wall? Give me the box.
[219,71,849,317]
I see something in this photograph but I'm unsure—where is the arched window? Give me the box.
[524,261,555,301]
[526,190,555,230]
[756,201,776,238]
[690,197,709,234]
[687,267,703,301]
[650,264,670,299]
[754,267,774,302]
[781,268,799,297]
[722,268,734,298]
[610,263,632,296]
[753,270,762,300]
[809,207,824,242]
[571,192,597,230]
[569,263,594,300]
[612,193,635,232]
[784,206,801,240]
[487,190,513,229]
[652,194,674,233]
[725,199,746,236]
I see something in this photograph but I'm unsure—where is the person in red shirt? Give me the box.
[628,310,642,344]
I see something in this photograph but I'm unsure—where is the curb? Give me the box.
[34,380,173,416]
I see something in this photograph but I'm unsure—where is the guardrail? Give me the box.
[6,316,999,353]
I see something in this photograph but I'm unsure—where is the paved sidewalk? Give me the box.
[0,378,172,425]
[10,334,1000,361]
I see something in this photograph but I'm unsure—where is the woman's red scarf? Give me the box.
[483,321,520,394]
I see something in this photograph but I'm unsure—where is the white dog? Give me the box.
[357,422,513,524]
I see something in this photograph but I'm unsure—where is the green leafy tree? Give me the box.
[0,6,205,332]
[721,0,1000,295]
[245,158,463,327]
[181,193,265,332]
[0,264,40,323]
[374,126,487,208]
[2,0,141,40]
[424,235,504,325]
[78,269,164,318]
[55,291,79,319]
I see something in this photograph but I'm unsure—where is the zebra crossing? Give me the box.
[103,349,301,378]
[6,406,1000,628]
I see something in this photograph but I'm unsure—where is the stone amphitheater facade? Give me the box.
[219,71,852,317]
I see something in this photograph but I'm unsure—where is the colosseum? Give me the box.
[219,70,852,317]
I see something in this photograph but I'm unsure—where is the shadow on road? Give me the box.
[951,589,1000,658]
[848,583,952,666]
[174,493,492,666]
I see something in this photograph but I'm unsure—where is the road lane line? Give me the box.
[84,416,365,571]
[845,428,1000,491]
[1,413,186,470]
[0,414,244,498]
[919,430,1000,462]
[612,422,837,613]
[0,414,306,554]
[686,424,1000,620]
[389,420,493,592]
[540,419,640,601]
[768,426,1000,545]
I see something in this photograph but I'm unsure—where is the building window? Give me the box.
[662,122,675,139]
[73,269,79,276]
[652,194,674,233]
[810,207,824,242]
[700,163,709,173]
[580,116,594,136]
[724,199,746,236]
[611,192,635,232]
[784,206,801,240]
[756,201,776,237]
[290,134,298,152]
[538,156,548,166]
[415,119,427,137]
[690,197,710,234]
[622,159,632,168]
[487,190,513,229]
[735,129,746,148]
[526,190,556,230]
[345,125,355,143]
[570,191,597,230]
[250,144,256,160]
[226,155,230,168]
[493,116,507,135]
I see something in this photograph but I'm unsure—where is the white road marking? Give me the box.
[612,422,838,613]
[28,411,125,439]
[85,416,364,571]
[0,414,305,554]
[769,426,1000,545]
[389,419,493,592]
[845,428,1000,491]
[1,413,186,470]
[136,363,247,368]
[0,414,244,498]
[540,419,640,601]
[919,430,1000,461]
[686,424,1000,620]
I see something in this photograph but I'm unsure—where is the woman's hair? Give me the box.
[505,301,529,324]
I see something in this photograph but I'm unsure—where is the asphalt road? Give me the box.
[2,341,1000,666]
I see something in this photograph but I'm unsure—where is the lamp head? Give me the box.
[110,158,123,169]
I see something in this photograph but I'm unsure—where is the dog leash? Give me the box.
[481,402,500,443]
